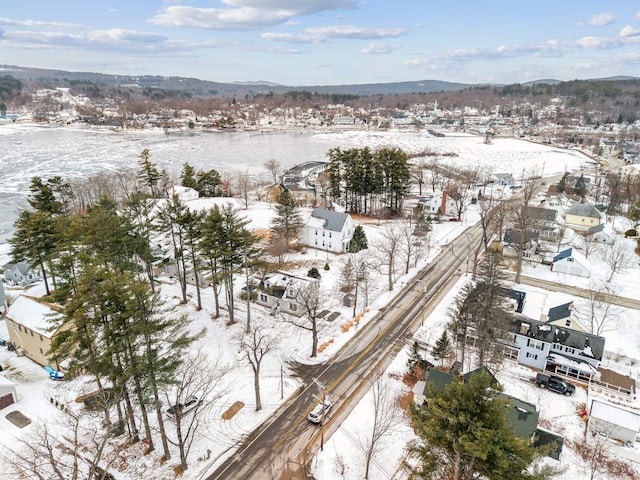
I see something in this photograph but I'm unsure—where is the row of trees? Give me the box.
[324,146,412,216]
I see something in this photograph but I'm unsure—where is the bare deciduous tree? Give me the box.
[579,233,600,259]
[574,282,621,335]
[356,373,401,479]
[238,319,277,411]
[2,413,117,480]
[398,219,428,274]
[373,224,401,291]
[286,281,324,357]
[164,350,230,472]
[601,239,632,282]
[264,159,283,185]
[235,170,253,209]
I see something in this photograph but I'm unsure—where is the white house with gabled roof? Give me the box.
[299,207,354,253]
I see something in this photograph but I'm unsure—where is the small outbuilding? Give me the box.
[0,375,18,410]
[588,399,640,443]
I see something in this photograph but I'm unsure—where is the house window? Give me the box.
[290,303,297,312]
[528,339,544,350]
[329,232,332,238]
[40,335,43,342]
[565,346,575,355]
[322,231,325,237]
[315,240,318,245]
[30,330,34,337]
[259,294,268,302]
[39,348,43,354]
[567,258,574,263]
[526,352,538,360]
[329,243,332,249]
[315,230,318,236]
[565,320,571,327]
[18,325,22,332]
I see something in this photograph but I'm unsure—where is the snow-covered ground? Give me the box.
[1,131,638,479]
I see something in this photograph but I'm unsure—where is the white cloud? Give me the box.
[575,36,621,48]
[619,25,640,38]
[361,42,399,54]
[149,6,289,30]
[261,32,316,44]
[223,0,356,15]
[636,12,640,20]
[149,0,356,31]
[588,12,616,26]
[0,17,78,29]
[304,25,405,39]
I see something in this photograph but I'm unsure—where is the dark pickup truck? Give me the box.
[535,373,576,396]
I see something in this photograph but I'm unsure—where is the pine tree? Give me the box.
[557,171,569,193]
[574,173,587,197]
[407,340,423,370]
[271,188,304,249]
[408,372,535,480]
[349,225,369,252]
[137,149,161,198]
[180,163,199,191]
[431,331,451,366]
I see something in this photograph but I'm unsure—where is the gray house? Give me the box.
[0,281,7,313]
[510,317,605,378]
[2,261,42,286]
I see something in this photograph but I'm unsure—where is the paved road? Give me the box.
[206,223,484,480]
[505,273,640,310]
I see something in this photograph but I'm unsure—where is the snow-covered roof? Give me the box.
[565,203,601,218]
[589,399,640,431]
[4,295,64,337]
[309,207,350,232]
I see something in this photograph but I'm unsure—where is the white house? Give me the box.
[588,399,640,443]
[551,248,591,278]
[168,185,199,202]
[255,270,316,316]
[299,207,354,253]
[509,317,605,378]
[2,261,42,287]
[0,375,18,410]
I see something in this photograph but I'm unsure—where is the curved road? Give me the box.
[207,222,484,480]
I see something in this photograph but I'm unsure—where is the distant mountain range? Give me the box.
[0,64,637,98]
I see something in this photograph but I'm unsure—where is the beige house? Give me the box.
[564,203,602,233]
[2,295,67,367]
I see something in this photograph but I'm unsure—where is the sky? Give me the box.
[1,2,640,86]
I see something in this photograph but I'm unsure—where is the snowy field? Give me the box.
[1,127,638,479]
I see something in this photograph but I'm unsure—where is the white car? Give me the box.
[166,395,203,421]
[307,400,332,424]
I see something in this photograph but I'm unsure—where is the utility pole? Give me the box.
[312,377,328,452]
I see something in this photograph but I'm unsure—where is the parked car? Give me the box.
[166,395,203,421]
[535,373,576,396]
[307,400,333,424]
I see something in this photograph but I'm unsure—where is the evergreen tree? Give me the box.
[407,340,423,370]
[196,168,222,197]
[180,163,199,191]
[137,149,161,198]
[200,205,225,318]
[349,225,369,252]
[375,147,411,215]
[557,171,569,193]
[574,173,587,197]
[154,194,191,304]
[271,188,304,249]
[10,209,58,296]
[408,372,536,480]
[431,331,451,366]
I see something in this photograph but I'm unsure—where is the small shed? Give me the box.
[588,399,640,443]
[0,375,18,410]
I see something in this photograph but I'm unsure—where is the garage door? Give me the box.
[0,393,15,410]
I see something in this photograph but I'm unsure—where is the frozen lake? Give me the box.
[0,124,589,251]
